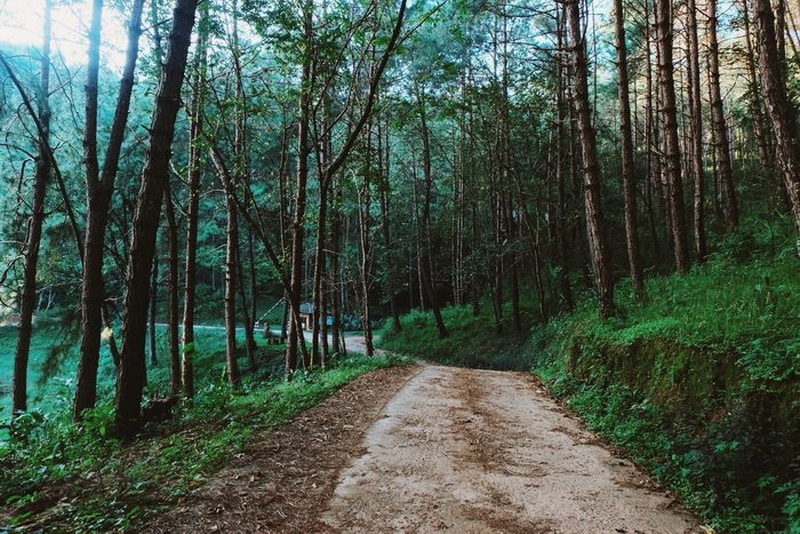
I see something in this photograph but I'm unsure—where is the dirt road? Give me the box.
[321,365,700,533]
[144,362,703,533]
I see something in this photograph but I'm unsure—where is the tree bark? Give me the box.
[741,0,773,169]
[686,0,707,261]
[417,91,448,338]
[149,250,159,367]
[708,0,739,232]
[164,180,181,396]
[116,0,198,438]
[11,0,52,415]
[75,0,145,418]
[378,116,402,332]
[358,125,375,356]
[754,0,800,254]
[223,171,241,388]
[286,1,313,375]
[614,0,646,297]
[555,4,574,311]
[566,0,615,318]
[655,0,690,274]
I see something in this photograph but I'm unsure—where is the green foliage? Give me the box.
[528,243,800,532]
[0,350,407,531]
[379,304,534,370]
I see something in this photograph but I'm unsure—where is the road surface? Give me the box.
[321,365,701,533]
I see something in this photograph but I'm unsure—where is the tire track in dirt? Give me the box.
[321,366,702,533]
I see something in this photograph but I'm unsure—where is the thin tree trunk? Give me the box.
[181,2,207,399]
[656,0,690,274]
[116,0,198,438]
[615,0,646,296]
[11,0,52,414]
[358,127,375,356]
[418,91,448,338]
[567,0,615,318]
[378,116,401,331]
[555,4,574,311]
[74,0,145,418]
[164,180,181,396]
[149,251,159,367]
[236,238,257,374]
[230,0,256,375]
[686,0,708,261]
[286,1,313,375]
[741,0,773,169]
[644,0,663,266]
[213,150,242,388]
[330,179,343,357]
[708,0,739,231]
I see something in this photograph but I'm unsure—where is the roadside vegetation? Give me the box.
[0,329,409,532]
[379,219,800,533]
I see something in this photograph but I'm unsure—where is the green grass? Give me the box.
[0,347,411,532]
[379,223,800,532]
[379,304,534,370]
[0,319,286,419]
[524,236,800,532]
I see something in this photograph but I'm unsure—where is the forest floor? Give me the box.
[140,346,705,534]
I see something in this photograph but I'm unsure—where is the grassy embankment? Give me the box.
[380,226,800,533]
[0,322,410,532]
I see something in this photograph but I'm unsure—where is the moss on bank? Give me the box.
[379,251,800,532]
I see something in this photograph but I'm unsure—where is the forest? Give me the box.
[0,0,799,531]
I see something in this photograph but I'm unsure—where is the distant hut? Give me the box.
[297,302,336,330]
[298,302,314,330]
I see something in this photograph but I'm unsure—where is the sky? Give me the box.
[0,0,128,69]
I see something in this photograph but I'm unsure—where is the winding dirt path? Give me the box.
[322,366,701,533]
[144,361,703,533]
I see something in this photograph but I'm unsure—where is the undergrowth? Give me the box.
[527,226,800,533]
[379,304,533,370]
[0,352,409,532]
[380,220,799,532]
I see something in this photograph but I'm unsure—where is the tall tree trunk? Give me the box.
[74,0,145,418]
[686,0,707,260]
[115,0,198,438]
[500,10,521,332]
[754,0,800,254]
[164,181,181,396]
[378,116,401,332]
[567,0,615,318]
[614,0,646,297]
[644,0,663,266]
[310,182,329,366]
[418,91,448,338]
[655,0,690,274]
[223,181,241,387]
[358,127,375,356]
[330,179,343,357]
[12,0,52,414]
[286,1,313,375]
[236,239,257,374]
[555,4,574,311]
[181,2,207,399]
[278,113,291,342]
[708,0,739,231]
[149,251,159,367]
[230,0,256,375]
[741,0,773,169]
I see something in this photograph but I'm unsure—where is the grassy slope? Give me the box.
[378,244,799,532]
[0,324,410,531]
